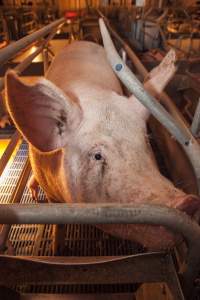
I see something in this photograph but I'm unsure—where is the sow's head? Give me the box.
[5,70,200,250]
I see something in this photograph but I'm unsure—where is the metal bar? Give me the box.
[0,18,65,67]
[0,26,61,93]
[42,48,49,74]
[1,202,200,290]
[0,203,199,244]
[99,18,200,194]
[166,254,186,300]
[99,18,191,145]
[0,46,43,92]
[96,9,190,130]
[0,131,20,176]
[191,98,200,137]
[20,293,135,300]
[97,9,147,78]
[0,252,173,285]
[0,27,60,116]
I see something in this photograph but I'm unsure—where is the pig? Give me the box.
[5,41,200,250]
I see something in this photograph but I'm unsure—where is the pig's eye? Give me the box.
[94,153,102,161]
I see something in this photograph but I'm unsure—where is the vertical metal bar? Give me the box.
[42,48,49,74]
[191,98,200,137]
[121,48,127,63]
[166,255,186,300]
[0,131,20,176]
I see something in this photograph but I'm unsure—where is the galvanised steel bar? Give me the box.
[99,18,200,193]
[0,23,64,118]
[96,9,189,130]
[0,202,199,295]
[0,46,43,93]
[0,26,61,93]
[191,98,200,137]
[0,18,65,67]
[0,203,199,248]
[99,18,191,145]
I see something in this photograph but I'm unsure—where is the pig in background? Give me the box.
[5,40,200,251]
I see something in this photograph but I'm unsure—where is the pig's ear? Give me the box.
[6,71,82,152]
[129,49,176,120]
[144,49,177,96]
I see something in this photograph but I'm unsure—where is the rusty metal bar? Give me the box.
[0,18,65,67]
[0,252,173,285]
[0,131,20,177]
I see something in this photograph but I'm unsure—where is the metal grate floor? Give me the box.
[0,139,142,294]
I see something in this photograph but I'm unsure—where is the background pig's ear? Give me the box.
[6,71,82,152]
[144,49,177,96]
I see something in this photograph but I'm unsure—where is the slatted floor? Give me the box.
[0,139,142,294]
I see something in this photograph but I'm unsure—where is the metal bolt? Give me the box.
[115,64,123,71]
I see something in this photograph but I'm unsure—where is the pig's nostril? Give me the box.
[94,153,102,160]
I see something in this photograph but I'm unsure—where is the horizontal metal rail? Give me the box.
[0,17,65,67]
[0,202,199,294]
[0,203,199,245]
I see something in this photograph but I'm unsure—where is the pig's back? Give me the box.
[46,41,122,95]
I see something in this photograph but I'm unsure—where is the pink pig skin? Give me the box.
[5,41,200,250]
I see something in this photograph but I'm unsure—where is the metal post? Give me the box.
[191,98,200,137]
[0,131,21,177]
[43,48,49,74]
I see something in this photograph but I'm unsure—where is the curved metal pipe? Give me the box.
[0,202,198,245]
[99,18,200,193]
[0,202,200,279]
